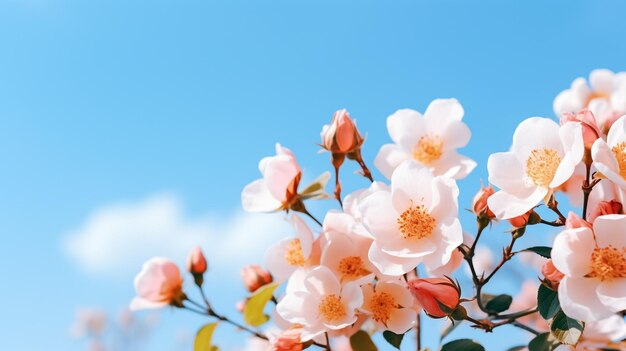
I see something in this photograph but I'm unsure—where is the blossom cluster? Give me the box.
[128,69,626,351]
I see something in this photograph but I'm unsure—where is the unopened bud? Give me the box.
[408,277,461,318]
[472,185,495,219]
[542,259,564,290]
[321,109,363,154]
[241,264,273,293]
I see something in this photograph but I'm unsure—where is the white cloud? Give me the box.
[62,193,293,278]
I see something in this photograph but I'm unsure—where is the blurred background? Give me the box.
[1,0,625,350]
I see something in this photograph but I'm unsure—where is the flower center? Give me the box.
[586,91,609,105]
[397,205,436,239]
[369,291,397,324]
[284,239,306,266]
[318,294,346,323]
[525,148,561,187]
[589,245,626,282]
[338,256,370,282]
[412,135,444,165]
[611,142,626,180]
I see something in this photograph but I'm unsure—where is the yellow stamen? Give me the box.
[611,142,626,180]
[397,205,436,239]
[525,148,561,187]
[318,294,346,322]
[338,256,370,282]
[413,135,444,165]
[284,239,305,266]
[369,291,397,324]
[588,245,626,282]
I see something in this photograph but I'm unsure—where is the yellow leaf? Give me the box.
[194,323,218,351]
[243,282,280,327]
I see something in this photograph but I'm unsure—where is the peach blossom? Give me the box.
[130,257,184,310]
[508,211,532,228]
[552,214,626,322]
[589,200,623,223]
[321,109,363,154]
[240,264,273,293]
[359,280,416,333]
[488,117,584,219]
[265,215,316,282]
[276,266,363,341]
[242,144,302,212]
[269,326,304,351]
[375,99,476,180]
[359,160,463,276]
[186,246,207,275]
[408,277,460,318]
[320,231,376,286]
[591,115,626,193]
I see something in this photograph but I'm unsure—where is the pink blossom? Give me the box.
[542,259,565,289]
[240,264,273,293]
[270,326,304,351]
[560,109,601,149]
[130,257,184,310]
[589,200,623,223]
[186,246,207,275]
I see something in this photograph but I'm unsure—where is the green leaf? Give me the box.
[528,332,560,351]
[484,294,513,313]
[507,346,526,351]
[194,323,218,351]
[523,246,552,258]
[383,330,404,349]
[537,284,560,320]
[300,172,331,200]
[550,310,584,345]
[243,282,279,327]
[350,330,377,351]
[441,339,485,351]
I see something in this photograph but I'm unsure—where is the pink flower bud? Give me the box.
[560,109,601,149]
[508,211,531,228]
[321,109,363,153]
[541,259,564,289]
[241,264,273,293]
[408,277,460,318]
[186,247,207,275]
[589,200,623,223]
[130,257,185,310]
[270,326,304,351]
[472,185,495,218]
[565,212,592,229]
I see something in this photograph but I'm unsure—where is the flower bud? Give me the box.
[565,212,592,229]
[508,210,532,228]
[472,185,495,218]
[270,326,304,351]
[130,257,185,310]
[541,259,564,290]
[321,109,363,154]
[186,246,207,275]
[408,277,461,318]
[589,200,623,223]
[241,264,273,293]
[560,109,601,149]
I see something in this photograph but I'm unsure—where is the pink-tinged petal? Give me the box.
[285,267,311,294]
[426,249,464,277]
[436,152,476,179]
[320,233,357,270]
[611,92,626,115]
[552,228,595,277]
[275,143,296,158]
[487,187,547,220]
[593,214,626,248]
[441,121,471,150]
[291,214,314,258]
[591,138,622,178]
[377,280,414,307]
[597,280,626,312]
[304,266,341,298]
[276,291,316,325]
[360,190,401,242]
[381,235,437,258]
[368,242,422,276]
[387,109,426,151]
[429,176,459,221]
[264,155,300,202]
[554,87,586,117]
[386,308,417,334]
[589,69,615,94]
[421,219,463,270]
[341,282,364,312]
[487,152,526,191]
[607,115,626,147]
[323,211,353,235]
[241,179,282,212]
[559,277,614,322]
[374,144,411,180]
[129,298,168,311]
[511,117,562,161]
[550,122,584,188]
[265,239,296,282]
[390,160,434,211]
[423,99,465,133]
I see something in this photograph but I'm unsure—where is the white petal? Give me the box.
[550,122,584,189]
[241,179,282,212]
[368,242,421,276]
[607,115,626,148]
[511,117,562,161]
[263,155,300,202]
[387,109,426,151]
[291,214,314,258]
[436,152,476,179]
[590,69,615,94]
[596,280,626,312]
[304,266,341,297]
[423,98,464,134]
[374,144,411,180]
[391,160,434,211]
[360,190,401,242]
[487,186,547,219]
[276,291,315,325]
[559,277,614,322]
[592,214,626,248]
[129,298,167,311]
[429,176,459,221]
[551,227,595,277]
[386,308,417,334]
[265,240,296,282]
[441,121,471,150]
[487,152,526,191]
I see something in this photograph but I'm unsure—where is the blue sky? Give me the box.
[1,1,625,350]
